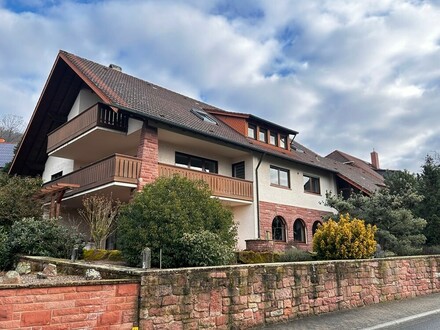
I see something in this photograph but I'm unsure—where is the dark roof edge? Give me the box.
[336,173,372,196]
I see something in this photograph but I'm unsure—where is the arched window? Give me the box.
[272,216,286,241]
[293,219,306,242]
[312,221,322,236]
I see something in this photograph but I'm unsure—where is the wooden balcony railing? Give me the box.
[47,103,129,153]
[159,163,253,201]
[43,154,141,197]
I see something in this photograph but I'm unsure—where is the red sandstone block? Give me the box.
[16,288,48,296]
[0,289,16,297]
[64,292,92,300]
[61,313,90,323]
[47,286,77,294]
[46,300,76,310]
[107,302,136,312]
[76,285,103,292]
[0,320,21,329]
[75,298,104,307]
[0,305,12,321]
[52,307,81,316]
[4,295,34,305]
[117,284,138,296]
[20,310,51,326]
[13,302,46,312]
[98,311,122,326]
[35,293,64,302]
[80,305,106,314]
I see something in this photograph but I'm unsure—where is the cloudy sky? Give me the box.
[1,0,439,172]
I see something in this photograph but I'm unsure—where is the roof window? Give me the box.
[191,108,217,125]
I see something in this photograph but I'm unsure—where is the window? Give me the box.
[51,171,63,180]
[279,135,287,149]
[293,219,306,242]
[175,152,218,173]
[269,132,278,146]
[312,221,322,236]
[270,166,290,187]
[272,216,286,241]
[232,162,245,179]
[303,175,320,194]
[190,108,217,125]
[247,124,256,139]
[259,128,267,142]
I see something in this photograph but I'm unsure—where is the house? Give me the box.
[10,50,384,251]
[0,139,15,169]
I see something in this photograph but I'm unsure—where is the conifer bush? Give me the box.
[312,213,377,260]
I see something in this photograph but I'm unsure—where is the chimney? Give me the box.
[109,64,122,72]
[370,150,380,169]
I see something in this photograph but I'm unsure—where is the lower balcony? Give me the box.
[42,154,141,199]
[158,163,253,203]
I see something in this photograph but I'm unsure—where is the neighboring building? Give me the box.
[10,51,384,251]
[0,139,15,169]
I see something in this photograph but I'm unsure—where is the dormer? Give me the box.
[206,109,298,151]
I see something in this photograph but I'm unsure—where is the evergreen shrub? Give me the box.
[313,213,377,260]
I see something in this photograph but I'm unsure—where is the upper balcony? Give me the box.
[47,103,138,163]
[42,154,141,201]
[159,163,253,203]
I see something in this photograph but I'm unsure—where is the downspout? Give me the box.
[255,152,266,239]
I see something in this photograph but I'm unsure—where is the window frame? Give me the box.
[279,135,287,149]
[175,152,218,173]
[190,108,218,125]
[270,165,290,188]
[247,124,257,139]
[293,218,306,243]
[303,174,321,194]
[269,131,278,146]
[232,161,245,179]
[259,127,268,143]
[272,216,287,242]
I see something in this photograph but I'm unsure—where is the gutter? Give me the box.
[255,152,266,239]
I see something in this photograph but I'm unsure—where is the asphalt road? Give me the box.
[260,293,440,330]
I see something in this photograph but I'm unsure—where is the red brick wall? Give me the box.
[259,201,330,251]
[137,123,159,190]
[0,283,138,329]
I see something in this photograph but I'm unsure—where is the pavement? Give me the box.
[260,292,440,330]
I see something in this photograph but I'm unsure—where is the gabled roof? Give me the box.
[0,143,15,168]
[10,50,385,195]
[326,150,386,194]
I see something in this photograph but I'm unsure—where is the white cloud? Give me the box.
[1,0,440,172]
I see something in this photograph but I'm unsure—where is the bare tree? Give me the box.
[0,114,24,143]
[78,194,121,249]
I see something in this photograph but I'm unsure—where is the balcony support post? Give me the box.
[137,123,159,191]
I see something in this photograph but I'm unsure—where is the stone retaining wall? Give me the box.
[1,255,440,329]
[139,256,440,329]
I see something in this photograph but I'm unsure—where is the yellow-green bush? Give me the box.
[312,213,377,260]
[83,249,123,262]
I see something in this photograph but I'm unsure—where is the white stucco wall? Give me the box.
[68,88,101,120]
[256,155,336,212]
[42,156,74,183]
[234,205,255,250]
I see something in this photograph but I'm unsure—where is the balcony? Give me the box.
[43,154,141,198]
[47,103,129,154]
[158,163,253,202]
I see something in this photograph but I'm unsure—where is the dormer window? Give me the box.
[259,128,267,143]
[191,108,217,125]
[280,135,287,149]
[247,124,256,139]
[269,132,278,146]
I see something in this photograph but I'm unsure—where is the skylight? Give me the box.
[191,108,217,125]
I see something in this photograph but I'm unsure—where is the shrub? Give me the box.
[278,248,314,262]
[236,251,281,264]
[175,231,234,267]
[83,249,123,262]
[313,213,377,260]
[9,217,84,260]
[0,227,12,270]
[422,245,440,255]
[117,176,237,268]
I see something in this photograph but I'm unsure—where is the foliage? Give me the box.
[117,176,237,268]
[236,251,280,264]
[416,155,440,246]
[78,194,121,249]
[313,213,377,260]
[325,186,426,255]
[8,217,84,260]
[0,114,24,143]
[0,172,43,227]
[0,227,12,270]
[278,248,314,262]
[175,231,235,267]
[422,245,440,255]
[83,249,123,261]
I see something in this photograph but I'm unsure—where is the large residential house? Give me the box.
[10,51,385,251]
